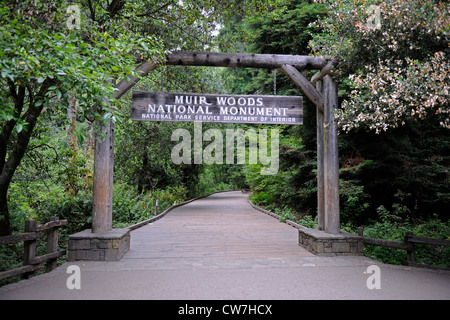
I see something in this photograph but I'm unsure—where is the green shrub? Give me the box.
[362,210,449,268]
[249,191,275,207]
[339,179,370,226]
[298,214,319,229]
[112,184,188,228]
[113,184,151,225]
[34,190,93,237]
[412,217,450,268]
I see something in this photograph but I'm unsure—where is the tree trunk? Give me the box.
[137,151,148,194]
[0,84,25,236]
[66,93,79,198]
[0,79,54,236]
[83,124,95,190]
[0,187,10,237]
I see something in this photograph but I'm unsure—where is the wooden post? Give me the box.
[323,75,340,234]
[357,227,364,237]
[23,220,37,279]
[92,119,114,234]
[316,80,325,231]
[405,231,415,264]
[46,217,59,272]
[280,64,339,233]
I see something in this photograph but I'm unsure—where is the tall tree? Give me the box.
[0,0,163,235]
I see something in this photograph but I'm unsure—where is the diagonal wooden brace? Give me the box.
[114,60,159,99]
[280,64,324,112]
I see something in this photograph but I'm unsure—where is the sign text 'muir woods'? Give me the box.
[132,91,303,125]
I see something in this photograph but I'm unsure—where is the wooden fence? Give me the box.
[0,217,67,282]
[358,227,450,271]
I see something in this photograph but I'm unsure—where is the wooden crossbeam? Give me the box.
[166,51,330,70]
[112,52,332,101]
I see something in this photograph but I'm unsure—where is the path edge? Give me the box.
[246,196,307,231]
[126,190,239,231]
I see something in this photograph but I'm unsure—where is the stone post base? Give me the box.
[68,228,130,261]
[298,227,364,256]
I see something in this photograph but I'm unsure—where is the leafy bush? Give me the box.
[339,179,370,226]
[0,242,24,286]
[34,190,93,237]
[411,217,450,268]
[113,184,151,225]
[297,214,319,229]
[249,191,276,208]
[113,184,188,228]
[362,209,450,268]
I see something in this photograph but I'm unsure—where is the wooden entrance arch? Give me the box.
[94,51,340,234]
[70,51,342,261]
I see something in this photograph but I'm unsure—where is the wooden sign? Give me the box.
[132,91,302,125]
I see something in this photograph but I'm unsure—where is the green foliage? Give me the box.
[0,241,24,286]
[0,1,164,127]
[247,2,326,55]
[1,0,448,279]
[249,191,276,208]
[8,181,189,234]
[33,189,93,236]
[113,185,150,225]
[230,0,449,270]
[362,211,450,268]
[339,179,370,226]
[297,214,319,229]
[309,0,449,132]
[112,184,187,228]
[195,164,244,196]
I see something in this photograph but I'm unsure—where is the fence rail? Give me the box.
[357,227,450,271]
[0,217,67,282]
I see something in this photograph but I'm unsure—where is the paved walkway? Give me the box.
[1,191,449,300]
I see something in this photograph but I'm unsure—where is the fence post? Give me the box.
[23,220,37,279]
[46,217,59,272]
[357,227,364,237]
[405,231,415,265]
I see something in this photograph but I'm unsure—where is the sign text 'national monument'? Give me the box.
[132,91,303,125]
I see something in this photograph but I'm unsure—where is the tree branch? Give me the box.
[87,0,96,21]
[136,2,174,17]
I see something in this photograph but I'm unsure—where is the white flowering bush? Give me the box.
[309,0,449,133]
[341,52,449,133]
